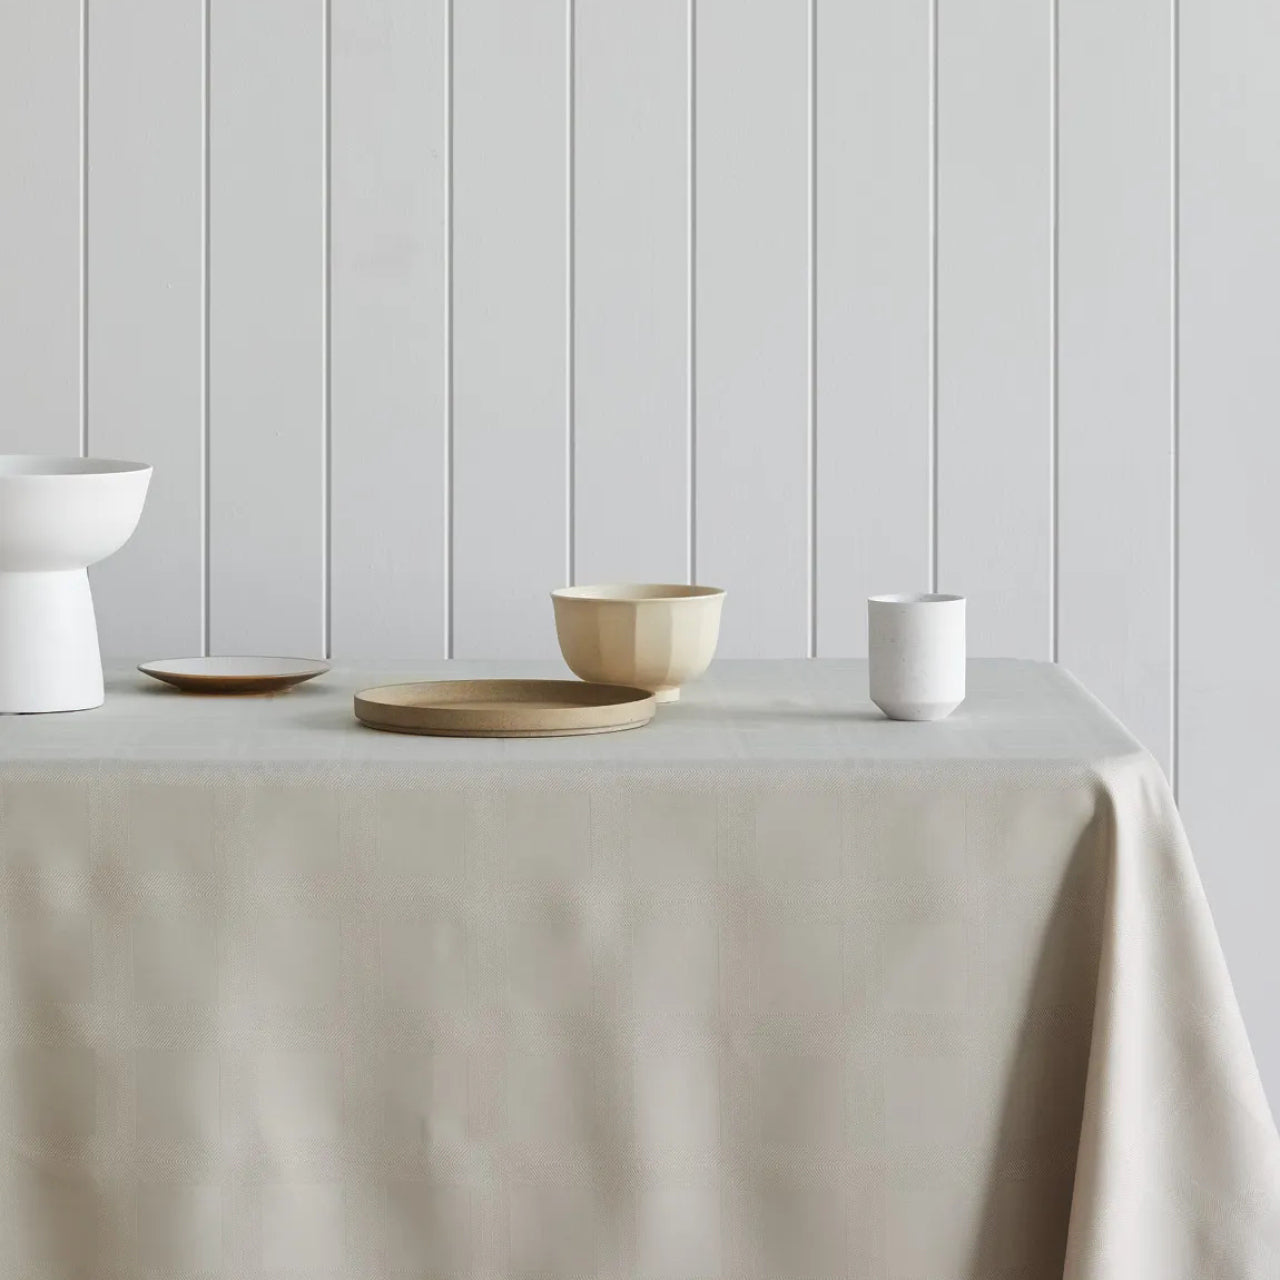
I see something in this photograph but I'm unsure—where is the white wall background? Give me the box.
[1,1,1276,1106]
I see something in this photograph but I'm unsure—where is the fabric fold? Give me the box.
[1065,753,1280,1279]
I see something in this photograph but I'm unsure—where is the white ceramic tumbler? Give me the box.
[868,593,966,721]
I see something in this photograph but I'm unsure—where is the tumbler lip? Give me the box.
[868,593,964,605]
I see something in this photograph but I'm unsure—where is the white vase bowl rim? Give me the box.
[0,455,151,479]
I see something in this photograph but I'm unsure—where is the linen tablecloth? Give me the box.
[0,659,1275,1279]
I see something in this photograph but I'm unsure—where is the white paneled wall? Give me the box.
[696,0,810,657]
[1,1,1277,1102]
[1,5,81,455]
[1181,0,1280,1115]
[1058,0,1173,774]
[575,0,688,593]
[87,0,205,658]
[815,0,930,657]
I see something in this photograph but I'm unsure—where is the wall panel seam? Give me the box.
[1171,0,1181,796]
[1050,0,1060,662]
[928,0,939,593]
[566,0,576,588]
[807,0,817,656]
[201,0,212,656]
[80,0,89,458]
[687,0,697,586]
[321,0,332,658]
[445,0,455,658]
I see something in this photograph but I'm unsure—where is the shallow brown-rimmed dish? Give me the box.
[138,656,331,695]
[354,679,655,738]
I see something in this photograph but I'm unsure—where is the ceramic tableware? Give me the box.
[0,456,152,713]
[868,593,966,721]
[551,583,725,702]
[139,656,331,694]
[354,679,656,737]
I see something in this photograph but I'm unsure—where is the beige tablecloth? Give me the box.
[0,659,1275,1278]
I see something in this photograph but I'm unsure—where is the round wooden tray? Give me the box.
[353,679,656,738]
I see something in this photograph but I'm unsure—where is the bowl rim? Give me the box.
[552,582,725,603]
[0,455,152,479]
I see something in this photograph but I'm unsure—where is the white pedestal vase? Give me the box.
[0,457,152,713]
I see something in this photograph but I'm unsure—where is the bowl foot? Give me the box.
[653,688,680,703]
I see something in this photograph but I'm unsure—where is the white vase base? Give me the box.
[0,570,105,714]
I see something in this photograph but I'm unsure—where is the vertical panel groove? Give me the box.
[810,0,820,654]
[928,0,939,592]
[687,0,697,586]
[80,0,89,458]
[566,0,576,588]
[1050,0,1060,662]
[807,0,817,656]
[1171,0,1180,795]
[321,0,332,658]
[201,0,211,656]
[445,0,455,658]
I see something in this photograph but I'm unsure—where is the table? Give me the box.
[0,659,1275,1278]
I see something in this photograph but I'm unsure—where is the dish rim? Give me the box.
[139,655,332,679]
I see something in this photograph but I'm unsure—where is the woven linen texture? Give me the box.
[0,660,1275,1278]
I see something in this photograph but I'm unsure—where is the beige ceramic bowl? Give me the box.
[551,583,726,702]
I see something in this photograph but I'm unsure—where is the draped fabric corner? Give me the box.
[1065,753,1280,1278]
